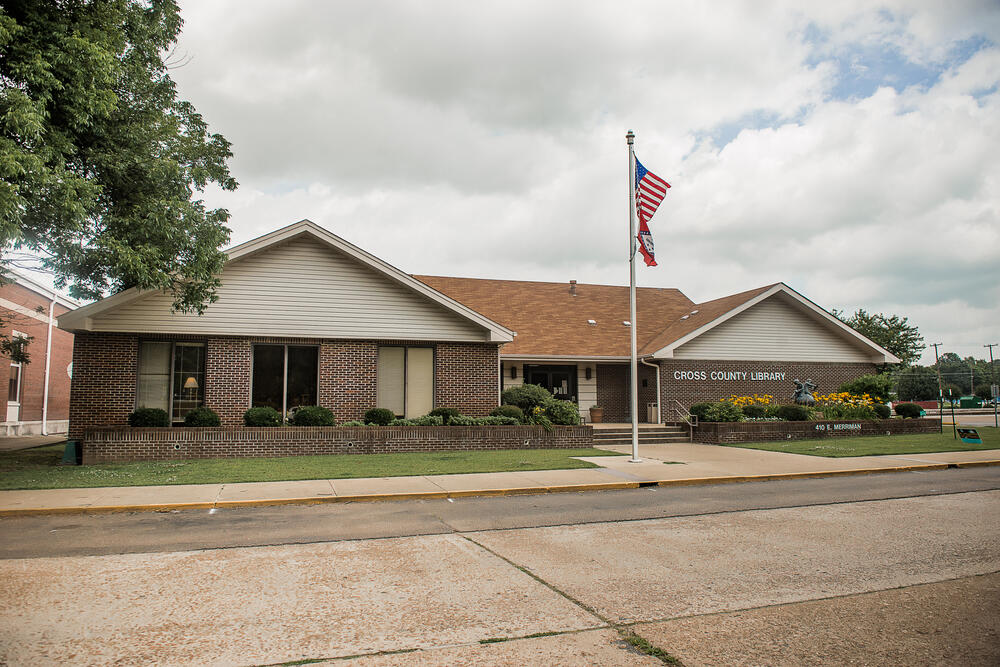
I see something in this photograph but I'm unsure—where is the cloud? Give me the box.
[172,1,1000,365]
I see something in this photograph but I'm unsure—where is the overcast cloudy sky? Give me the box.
[169,0,999,365]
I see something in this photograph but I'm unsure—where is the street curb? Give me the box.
[1,462,998,517]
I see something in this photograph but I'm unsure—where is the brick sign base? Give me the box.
[693,419,940,445]
[81,425,594,464]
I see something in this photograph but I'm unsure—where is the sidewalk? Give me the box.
[2,443,999,516]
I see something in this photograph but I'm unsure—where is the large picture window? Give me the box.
[377,346,433,418]
[252,344,318,418]
[137,341,205,423]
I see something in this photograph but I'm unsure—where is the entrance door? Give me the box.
[524,365,577,402]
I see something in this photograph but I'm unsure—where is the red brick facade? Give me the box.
[692,418,938,444]
[655,359,878,411]
[596,363,658,423]
[69,333,502,435]
[82,424,592,463]
[1,281,75,431]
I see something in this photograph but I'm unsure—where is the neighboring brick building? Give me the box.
[2,271,79,435]
[58,219,898,437]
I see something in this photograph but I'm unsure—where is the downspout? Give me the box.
[41,294,55,435]
[640,356,660,424]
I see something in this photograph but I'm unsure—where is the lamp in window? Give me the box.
[183,376,199,399]
[510,366,517,379]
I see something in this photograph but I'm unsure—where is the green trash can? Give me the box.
[959,396,981,409]
[60,440,81,466]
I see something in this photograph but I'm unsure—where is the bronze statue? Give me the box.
[793,378,818,405]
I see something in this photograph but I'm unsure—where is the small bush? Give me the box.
[390,418,416,426]
[289,405,336,426]
[490,405,525,422]
[448,414,477,425]
[689,402,714,422]
[340,420,366,427]
[428,407,461,425]
[128,407,170,427]
[704,401,744,422]
[364,408,396,425]
[818,402,877,420]
[244,406,282,427]
[838,374,894,403]
[545,399,581,425]
[775,404,812,421]
[413,415,444,426]
[477,416,520,425]
[894,402,923,419]
[741,404,767,419]
[872,404,891,419]
[183,407,221,427]
[501,384,553,413]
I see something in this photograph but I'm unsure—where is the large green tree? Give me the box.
[832,308,925,367]
[0,0,236,315]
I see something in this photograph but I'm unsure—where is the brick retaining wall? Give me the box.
[692,419,939,444]
[81,425,594,464]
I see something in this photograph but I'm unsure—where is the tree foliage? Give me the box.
[893,365,938,401]
[0,0,236,313]
[832,308,925,367]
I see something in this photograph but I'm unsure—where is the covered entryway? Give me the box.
[523,364,578,403]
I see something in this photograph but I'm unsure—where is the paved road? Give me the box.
[1,486,997,666]
[3,466,998,559]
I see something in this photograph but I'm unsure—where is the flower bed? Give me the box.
[692,418,938,445]
[81,424,594,464]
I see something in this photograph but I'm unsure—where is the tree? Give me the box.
[832,309,925,367]
[893,365,938,401]
[0,0,236,315]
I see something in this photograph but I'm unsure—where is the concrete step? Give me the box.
[593,429,687,439]
[592,436,690,445]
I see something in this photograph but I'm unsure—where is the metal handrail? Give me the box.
[667,399,695,442]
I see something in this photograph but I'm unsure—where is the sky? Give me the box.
[164,0,999,366]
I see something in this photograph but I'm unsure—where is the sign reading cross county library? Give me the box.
[672,370,787,382]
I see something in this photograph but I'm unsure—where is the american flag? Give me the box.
[634,157,670,267]
[635,157,670,226]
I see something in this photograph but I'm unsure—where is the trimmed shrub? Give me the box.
[775,404,812,421]
[428,407,461,425]
[838,374,894,402]
[448,414,477,426]
[818,402,877,420]
[689,402,714,422]
[289,405,336,426]
[894,402,923,419]
[545,399,581,425]
[244,406,282,427]
[340,420,366,427]
[413,415,444,426]
[390,418,416,426]
[128,407,169,427]
[476,416,520,425]
[501,384,553,413]
[872,404,891,419]
[704,401,744,422]
[183,407,221,427]
[741,404,767,419]
[364,408,396,425]
[490,405,525,422]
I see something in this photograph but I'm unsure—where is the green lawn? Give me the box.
[0,445,625,491]
[721,427,1000,457]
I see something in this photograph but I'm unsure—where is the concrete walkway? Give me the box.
[2,443,999,516]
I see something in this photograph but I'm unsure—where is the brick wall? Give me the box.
[69,334,500,433]
[68,332,138,438]
[657,360,878,411]
[1,281,75,426]
[692,418,939,444]
[435,342,500,415]
[82,424,593,463]
[596,363,658,423]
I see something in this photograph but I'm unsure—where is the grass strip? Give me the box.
[0,446,623,491]
[720,427,998,457]
[621,631,685,665]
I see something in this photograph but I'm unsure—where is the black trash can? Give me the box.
[60,440,81,466]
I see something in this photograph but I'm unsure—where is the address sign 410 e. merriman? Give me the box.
[672,370,788,382]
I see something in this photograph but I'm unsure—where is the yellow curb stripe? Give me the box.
[655,464,951,487]
[953,459,1000,469]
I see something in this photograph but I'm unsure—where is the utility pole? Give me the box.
[931,343,943,433]
[987,343,998,428]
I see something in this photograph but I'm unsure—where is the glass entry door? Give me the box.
[524,365,578,403]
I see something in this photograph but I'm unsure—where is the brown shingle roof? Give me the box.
[412,276,695,357]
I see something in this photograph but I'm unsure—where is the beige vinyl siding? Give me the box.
[673,295,879,362]
[90,237,489,341]
[577,365,598,419]
[501,362,524,391]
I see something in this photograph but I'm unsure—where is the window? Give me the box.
[137,341,205,423]
[252,344,318,418]
[377,346,433,418]
[7,330,25,405]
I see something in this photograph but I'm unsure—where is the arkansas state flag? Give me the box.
[634,157,670,266]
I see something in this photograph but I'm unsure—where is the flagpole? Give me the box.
[626,130,641,463]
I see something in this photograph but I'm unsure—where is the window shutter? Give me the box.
[377,347,405,416]
[405,347,434,418]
